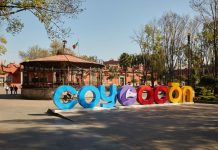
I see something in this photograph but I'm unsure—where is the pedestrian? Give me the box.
[14,85,18,94]
[5,85,9,94]
[10,85,13,94]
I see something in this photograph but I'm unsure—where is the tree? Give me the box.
[50,39,75,55]
[0,0,83,39]
[190,0,218,77]
[200,23,216,75]
[108,66,119,81]
[19,45,50,60]
[50,39,64,55]
[132,24,155,84]
[119,53,131,85]
[80,55,98,62]
[0,36,7,55]
[159,12,189,81]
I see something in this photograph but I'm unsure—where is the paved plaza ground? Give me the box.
[0,87,218,150]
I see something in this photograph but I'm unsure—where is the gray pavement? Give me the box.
[0,87,218,150]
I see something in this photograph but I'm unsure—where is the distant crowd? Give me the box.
[5,85,18,94]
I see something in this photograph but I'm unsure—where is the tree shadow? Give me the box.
[0,105,218,150]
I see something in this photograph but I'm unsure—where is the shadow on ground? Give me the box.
[0,105,218,150]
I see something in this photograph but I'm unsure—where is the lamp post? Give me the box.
[177,51,182,83]
[187,33,191,85]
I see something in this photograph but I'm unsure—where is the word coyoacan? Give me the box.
[53,83,194,110]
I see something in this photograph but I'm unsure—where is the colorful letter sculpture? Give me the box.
[53,85,78,110]
[117,85,137,106]
[182,86,194,102]
[137,86,154,105]
[98,84,117,108]
[168,83,183,103]
[153,86,168,104]
[78,85,100,108]
[53,83,195,110]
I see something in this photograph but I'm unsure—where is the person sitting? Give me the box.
[63,91,72,102]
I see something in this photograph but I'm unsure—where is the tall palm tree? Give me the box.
[119,53,131,85]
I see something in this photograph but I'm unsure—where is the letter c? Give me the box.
[53,85,78,110]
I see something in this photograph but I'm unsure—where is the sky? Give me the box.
[0,0,196,64]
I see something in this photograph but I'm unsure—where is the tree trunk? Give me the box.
[133,69,135,86]
[125,69,127,85]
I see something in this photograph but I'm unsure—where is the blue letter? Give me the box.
[98,84,117,108]
[78,85,100,108]
[53,85,78,110]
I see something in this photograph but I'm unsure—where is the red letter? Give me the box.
[153,86,168,104]
[137,86,154,105]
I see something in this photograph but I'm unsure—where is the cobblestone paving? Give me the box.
[0,87,218,150]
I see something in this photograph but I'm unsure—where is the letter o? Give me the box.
[53,85,78,110]
[78,85,100,108]
[153,86,168,104]
[137,86,154,105]
[168,86,182,103]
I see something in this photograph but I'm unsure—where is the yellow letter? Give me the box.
[182,86,194,103]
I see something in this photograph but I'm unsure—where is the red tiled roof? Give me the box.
[1,63,20,74]
[20,55,104,67]
[104,59,119,65]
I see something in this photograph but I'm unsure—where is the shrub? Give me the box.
[195,86,207,96]
[214,86,218,95]
[199,75,216,87]
[199,96,218,101]
[206,90,213,96]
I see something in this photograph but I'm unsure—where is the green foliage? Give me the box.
[49,40,75,55]
[131,78,138,83]
[19,45,50,60]
[199,75,217,87]
[0,36,7,55]
[119,52,131,84]
[198,96,218,102]
[119,53,131,70]
[195,86,207,96]
[0,69,6,75]
[108,66,119,80]
[190,0,218,77]
[50,40,63,55]
[0,0,83,38]
[80,55,98,62]
[214,86,218,95]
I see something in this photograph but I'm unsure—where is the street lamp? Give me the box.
[187,33,191,85]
